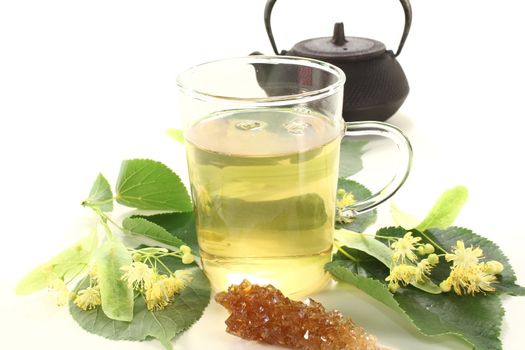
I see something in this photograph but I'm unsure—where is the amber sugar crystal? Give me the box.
[215,280,379,350]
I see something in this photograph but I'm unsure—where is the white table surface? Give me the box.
[1,1,524,349]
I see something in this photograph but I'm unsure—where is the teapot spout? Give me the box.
[332,22,347,46]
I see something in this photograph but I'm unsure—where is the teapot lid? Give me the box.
[289,23,386,62]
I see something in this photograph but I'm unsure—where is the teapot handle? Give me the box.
[264,0,412,57]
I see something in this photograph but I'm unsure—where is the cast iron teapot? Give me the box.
[263,0,412,122]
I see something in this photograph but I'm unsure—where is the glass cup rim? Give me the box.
[176,55,346,107]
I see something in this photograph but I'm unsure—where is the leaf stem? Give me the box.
[334,241,358,262]
[89,206,115,239]
[100,212,125,232]
[154,257,173,275]
[83,198,114,207]
[101,221,114,239]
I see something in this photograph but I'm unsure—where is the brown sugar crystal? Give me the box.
[215,280,379,350]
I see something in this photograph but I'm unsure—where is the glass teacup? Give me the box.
[177,56,411,297]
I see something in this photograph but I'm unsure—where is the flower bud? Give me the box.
[440,280,452,292]
[427,253,439,265]
[388,282,400,293]
[416,246,426,256]
[424,243,435,254]
[484,260,504,274]
[337,189,346,197]
[180,245,192,255]
[182,253,194,264]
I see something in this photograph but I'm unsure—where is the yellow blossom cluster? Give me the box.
[385,233,505,296]
[121,249,194,311]
[73,245,195,312]
[142,269,193,311]
[74,286,101,310]
[386,232,439,292]
[336,189,356,224]
[440,241,503,295]
[45,266,100,310]
[74,265,102,311]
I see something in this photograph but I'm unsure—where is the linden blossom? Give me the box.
[391,232,421,263]
[440,241,504,295]
[120,246,195,311]
[335,188,357,224]
[74,286,101,311]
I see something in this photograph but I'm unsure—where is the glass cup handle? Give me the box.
[341,121,413,217]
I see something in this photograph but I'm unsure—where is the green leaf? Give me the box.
[395,288,504,350]
[166,128,184,144]
[16,231,98,295]
[326,261,408,315]
[417,186,468,231]
[375,226,409,242]
[332,247,392,282]
[334,229,441,294]
[327,260,505,350]
[339,139,367,178]
[425,227,525,296]
[82,173,113,212]
[136,212,199,255]
[70,267,211,350]
[334,229,392,266]
[390,201,419,229]
[96,239,134,321]
[336,178,377,233]
[122,217,187,249]
[116,159,192,212]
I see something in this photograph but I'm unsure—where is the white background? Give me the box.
[1,0,524,349]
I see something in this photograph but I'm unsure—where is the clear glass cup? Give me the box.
[177,56,412,297]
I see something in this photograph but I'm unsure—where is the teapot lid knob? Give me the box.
[332,22,347,46]
[287,21,386,62]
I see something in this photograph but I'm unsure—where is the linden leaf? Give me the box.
[394,288,504,350]
[336,178,377,233]
[82,173,113,212]
[326,260,409,315]
[116,159,192,212]
[166,128,184,144]
[339,139,368,178]
[122,216,187,249]
[16,230,98,295]
[327,259,505,350]
[334,229,392,266]
[96,238,134,321]
[70,267,210,350]
[416,186,468,231]
[135,212,199,255]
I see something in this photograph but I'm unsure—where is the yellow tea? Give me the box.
[185,108,341,297]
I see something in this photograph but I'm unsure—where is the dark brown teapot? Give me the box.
[263,0,412,122]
